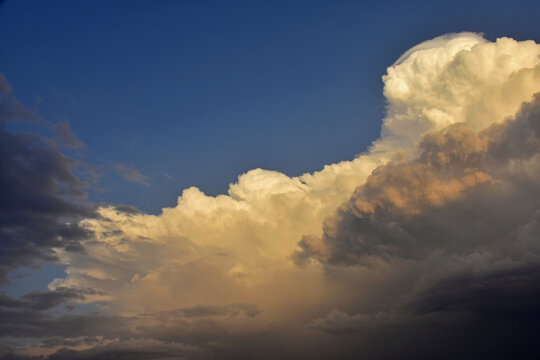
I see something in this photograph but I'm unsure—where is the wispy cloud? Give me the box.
[114,163,149,186]
[0,74,40,124]
[51,121,85,149]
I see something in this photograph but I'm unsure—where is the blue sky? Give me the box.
[2,0,539,214]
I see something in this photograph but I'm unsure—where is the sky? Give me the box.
[1,0,539,213]
[1,0,540,359]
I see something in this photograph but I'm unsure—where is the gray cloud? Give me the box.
[411,264,540,316]
[0,73,96,283]
[0,99,39,124]
[0,75,12,95]
[0,307,131,339]
[51,121,84,149]
[0,76,38,124]
[114,163,149,186]
[309,309,391,334]
[161,303,260,319]
[0,295,260,359]
[15,287,101,311]
[0,128,98,283]
[0,129,96,283]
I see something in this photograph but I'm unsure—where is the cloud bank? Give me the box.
[2,33,540,359]
[0,76,95,284]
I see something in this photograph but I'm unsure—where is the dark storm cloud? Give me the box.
[302,268,540,360]
[0,300,261,360]
[403,265,540,359]
[21,287,89,311]
[0,305,131,339]
[309,309,391,334]
[0,126,95,283]
[44,348,193,360]
[412,264,540,315]
[39,336,102,349]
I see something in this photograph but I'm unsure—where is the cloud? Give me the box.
[162,303,260,319]
[0,74,12,94]
[309,309,391,334]
[292,88,540,358]
[0,75,39,124]
[0,129,95,284]
[51,121,84,149]
[3,33,540,359]
[0,288,92,312]
[411,264,540,315]
[114,163,149,186]
[296,94,540,265]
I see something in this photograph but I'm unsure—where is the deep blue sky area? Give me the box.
[1,0,540,214]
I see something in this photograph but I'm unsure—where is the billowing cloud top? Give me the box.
[2,33,540,359]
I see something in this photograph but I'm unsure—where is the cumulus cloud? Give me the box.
[3,33,540,359]
[292,65,540,358]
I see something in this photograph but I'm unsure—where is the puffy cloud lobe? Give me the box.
[375,33,540,154]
